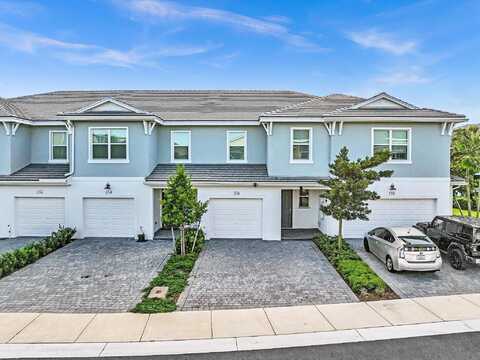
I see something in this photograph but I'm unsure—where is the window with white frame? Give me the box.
[171,131,191,162]
[291,128,312,162]
[299,188,309,208]
[373,128,410,162]
[50,130,68,162]
[89,128,128,162]
[227,131,247,162]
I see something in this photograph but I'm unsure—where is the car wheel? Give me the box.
[386,256,395,273]
[363,238,370,252]
[448,247,466,270]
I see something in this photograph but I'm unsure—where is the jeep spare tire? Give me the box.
[448,247,466,270]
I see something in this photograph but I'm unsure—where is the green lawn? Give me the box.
[453,208,480,217]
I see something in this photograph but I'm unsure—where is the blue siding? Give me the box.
[0,134,11,175]
[331,123,450,177]
[74,122,157,177]
[10,125,31,173]
[267,123,330,177]
[30,126,66,163]
[157,126,266,164]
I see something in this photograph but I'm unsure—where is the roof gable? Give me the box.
[65,97,148,114]
[350,92,417,110]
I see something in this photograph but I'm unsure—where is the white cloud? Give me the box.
[375,68,430,85]
[348,29,417,55]
[116,0,324,52]
[0,22,216,67]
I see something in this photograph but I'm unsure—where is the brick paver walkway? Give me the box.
[181,239,358,310]
[0,238,171,313]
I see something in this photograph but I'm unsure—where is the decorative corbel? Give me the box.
[338,121,344,135]
[261,122,273,136]
[1,121,10,136]
[441,121,448,136]
[323,122,332,136]
[11,123,20,136]
[448,122,455,136]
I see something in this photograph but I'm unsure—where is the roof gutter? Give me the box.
[144,180,328,188]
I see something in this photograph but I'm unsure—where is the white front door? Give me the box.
[15,197,65,236]
[343,199,437,238]
[83,198,135,238]
[209,198,263,239]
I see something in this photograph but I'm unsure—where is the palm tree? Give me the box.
[451,125,480,217]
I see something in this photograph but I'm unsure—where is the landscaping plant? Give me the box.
[451,125,480,217]
[319,146,393,249]
[0,226,76,279]
[161,165,208,256]
[313,233,396,300]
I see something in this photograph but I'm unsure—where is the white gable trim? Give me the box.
[349,92,418,110]
[63,97,149,114]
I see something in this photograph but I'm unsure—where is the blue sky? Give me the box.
[0,0,478,120]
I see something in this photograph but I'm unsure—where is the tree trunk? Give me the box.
[466,168,472,217]
[191,223,200,253]
[338,218,343,250]
[180,226,186,256]
[171,227,176,254]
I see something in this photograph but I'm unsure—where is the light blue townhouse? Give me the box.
[0,91,467,240]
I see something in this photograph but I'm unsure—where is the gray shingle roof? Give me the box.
[146,164,326,183]
[263,93,466,119]
[6,90,313,121]
[0,164,69,181]
[0,97,26,118]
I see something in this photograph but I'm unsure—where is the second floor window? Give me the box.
[373,128,410,162]
[291,128,312,163]
[171,131,191,162]
[227,131,247,162]
[50,131,68,163]
[89,128,128,162]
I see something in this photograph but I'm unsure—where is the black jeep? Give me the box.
[415,216,480,270]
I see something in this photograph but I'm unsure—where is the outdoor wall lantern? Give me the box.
[104,183,112,194]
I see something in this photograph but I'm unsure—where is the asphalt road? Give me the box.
[32,331,480,360]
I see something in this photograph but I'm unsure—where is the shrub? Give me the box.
[0,226,76,279]
[133,230,204,313]
[175,228,205,255]
[313,233,390,297]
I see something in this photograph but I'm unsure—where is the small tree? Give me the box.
[320,147,393,249]
[162,165,208,256]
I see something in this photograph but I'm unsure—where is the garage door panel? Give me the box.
[343,199,436,238]
[209,199,262,239]
[84,198,135,238]
[15,197,65,236]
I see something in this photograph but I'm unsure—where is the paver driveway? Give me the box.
[348,238,480,298]
[0,238,171,313]
[180,239,358,310]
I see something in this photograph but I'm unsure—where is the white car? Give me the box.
[364,227,442,272]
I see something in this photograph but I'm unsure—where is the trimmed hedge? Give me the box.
[0,227,76,279]
[133,229,204,313]
[313,233,396,300]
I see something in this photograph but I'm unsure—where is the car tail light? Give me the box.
[399,247,405,259]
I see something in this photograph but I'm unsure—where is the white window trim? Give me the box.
[171,130,192,163]
[49,130,69,164]
[371,127,412,164]
[226,130,248,163]
[290,127,313,164]
[298,189,310,209]
[88,127,129,163]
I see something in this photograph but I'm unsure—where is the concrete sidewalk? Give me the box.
[2,294,480,358]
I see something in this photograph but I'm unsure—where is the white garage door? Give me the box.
[15,197,65,236]
[83,198,135,238]
[209,198,262,239]
[343,199,437,238]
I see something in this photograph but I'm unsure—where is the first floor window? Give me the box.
[90,128,128,161]
[227,131,246,161]
[373,129,409,161]
[172,131,191,162]
[291,128,312,162]
[299,188,309,208]
[50,131,68,162]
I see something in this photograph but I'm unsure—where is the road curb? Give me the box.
[0,319,478,358]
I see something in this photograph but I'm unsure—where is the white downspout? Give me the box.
[65,123,75,177]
